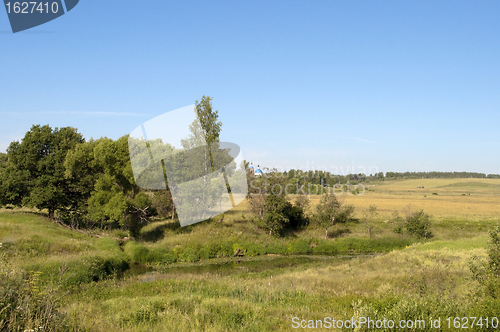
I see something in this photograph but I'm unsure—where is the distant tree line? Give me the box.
[384,171,499,179]
[280,169,500,193]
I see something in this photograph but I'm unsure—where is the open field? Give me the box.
[1,178,500,331]
[292,178,500,219]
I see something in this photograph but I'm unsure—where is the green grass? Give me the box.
[2,177,500,332]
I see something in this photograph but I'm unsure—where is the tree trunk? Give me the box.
[48,208,55,220]
[325,228,328,240]
[171,206,175,220]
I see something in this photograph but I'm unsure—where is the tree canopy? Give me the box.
[1,125,84,218]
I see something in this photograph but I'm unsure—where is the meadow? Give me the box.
[1,178,500,331]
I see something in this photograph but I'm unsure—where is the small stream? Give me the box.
[119,253,380,282]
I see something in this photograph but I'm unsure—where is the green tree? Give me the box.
[194,96,222,174]
[294,194,311,217]
[314,193,354,239]
[363,205,378,237]
[62,138,102,224]
[65,136,153,235]
[247,168,288,220]
[195,95,222,145]
[0,153,8,207]
[263,194,292,236]
[1,125,84,219]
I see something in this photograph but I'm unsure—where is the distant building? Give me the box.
[254,165,263,176]
[248,163,263,176]
[249,163,255,175]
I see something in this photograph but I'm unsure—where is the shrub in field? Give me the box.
[124,242,150,263]
[405,210,433,239]
[217,241,234,257]
[245,242,265,256]
[294,194,311,216]
[259,194,308,237]
[147,247,177,264]
[313,193,355,239]
[198,247,214,260]
[263,209,289,237]
[287,239,312,254]
[180,247,200,262]
[124,242,177,264]
[198,243,220,260]
[262,195,291,236]
[263,242,287,255]
[311,241,337,254]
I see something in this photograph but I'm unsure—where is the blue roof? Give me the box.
[254,169,263,174]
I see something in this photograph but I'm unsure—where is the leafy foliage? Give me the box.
[80,137,153,235]
[0,125,84,219]
[194,95,222,146]
[405,210,433,239]
[313,193,354,238]
[259,194,308,237]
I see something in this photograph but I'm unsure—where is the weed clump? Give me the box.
[0,256,69,331]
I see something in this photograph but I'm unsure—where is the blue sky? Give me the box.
[1,1,499,175]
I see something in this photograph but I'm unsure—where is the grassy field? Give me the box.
[303,178,500,219]
[1,178,500,331]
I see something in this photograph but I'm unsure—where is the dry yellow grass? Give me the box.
[286,178,500,219]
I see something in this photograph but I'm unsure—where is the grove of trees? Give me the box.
[0,96,227,236]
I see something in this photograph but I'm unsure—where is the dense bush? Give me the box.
[123,242,176,265]
[151,190,175,220]
[261,194,308,236]
[245,242,266,256]
[287,239,312,254]
[180,247,200,262]
[405,210,433,239]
